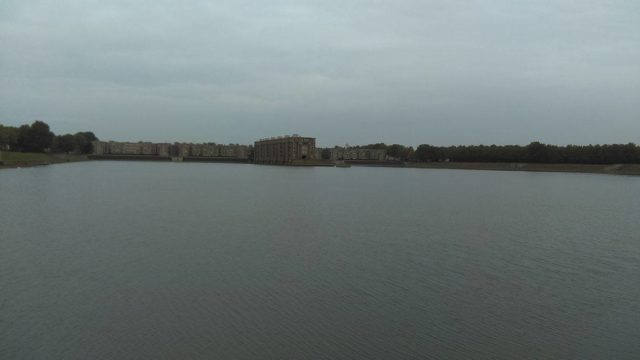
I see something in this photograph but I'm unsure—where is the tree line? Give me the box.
[353,142,640,164]
[3,122,637,164]
[0,121,98,154]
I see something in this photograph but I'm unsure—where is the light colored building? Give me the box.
[157,143,170,156]
[330,147,386,161]
[92,141,171,156]
[92,140,106,155]
[92,140,249,159]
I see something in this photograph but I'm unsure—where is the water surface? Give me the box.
[1,162,639,359]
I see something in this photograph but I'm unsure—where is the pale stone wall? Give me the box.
[331,147,386,161]
[92,141,250,159]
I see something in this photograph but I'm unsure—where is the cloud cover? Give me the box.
[1,0,639,146]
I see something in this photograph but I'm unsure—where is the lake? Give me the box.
[1,161,639,359]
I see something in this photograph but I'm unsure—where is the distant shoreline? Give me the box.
[0,152,88,169]
[403,162,640,176]
[2,152,639,175]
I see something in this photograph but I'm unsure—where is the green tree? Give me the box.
[73,131,98,154]
[364,143,388,150]
[0,125,19,149]
[17,120,54,152]
[415,144,441,162]
[405,146,415,161]
[386,144,403,159]
[387,144,413,161]
[526,141,550,163]
[53,134,76,153]
[321,148,331,160]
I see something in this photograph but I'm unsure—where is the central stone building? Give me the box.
[254,135,316,164]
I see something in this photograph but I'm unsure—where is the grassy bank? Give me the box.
[406,162,640,175]
[0,151,88,169]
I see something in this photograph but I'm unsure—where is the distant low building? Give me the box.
[254,135,317,164]
[173,143,250,159]
[92,141,171,156]
[331,147,386,161]
[92,141,249,159]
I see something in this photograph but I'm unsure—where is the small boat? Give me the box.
[335,161,351,168]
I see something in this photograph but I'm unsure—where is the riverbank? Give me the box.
[0,151,88,169]
[404,162,640,176]
[3,152,639,176]
[88,154,251,163]
[90,154,334,166]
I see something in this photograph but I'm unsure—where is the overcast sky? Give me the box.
[1,0,638,146]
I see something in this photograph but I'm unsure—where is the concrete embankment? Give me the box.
[404,162,640,176]
[252,159,335,166]
[183,156,250,164]
[89,154,171,161]
[290,160,335,166]
[5,152,639,176]
[89,154,250,163]
[344,160,405,167]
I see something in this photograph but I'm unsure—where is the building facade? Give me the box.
[254,135,316,164]
[92,141,249,159]
[330,147,386,161]
[92,141,171,156]
[172,143,249,159]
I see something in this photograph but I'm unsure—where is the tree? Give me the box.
[17,121,54,152]
[526,141,550,163]
[321,148,331,160]
[415,144,441,162]
[0,125,19,150]
[53,134,76,153]
[386,144,413,161]
[402,141,640,164]
[386,144,403,159]
[364,143,388,150]
[405,146,415,161]
[73,131,98,154]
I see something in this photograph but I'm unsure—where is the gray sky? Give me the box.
[1,0,638,147]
